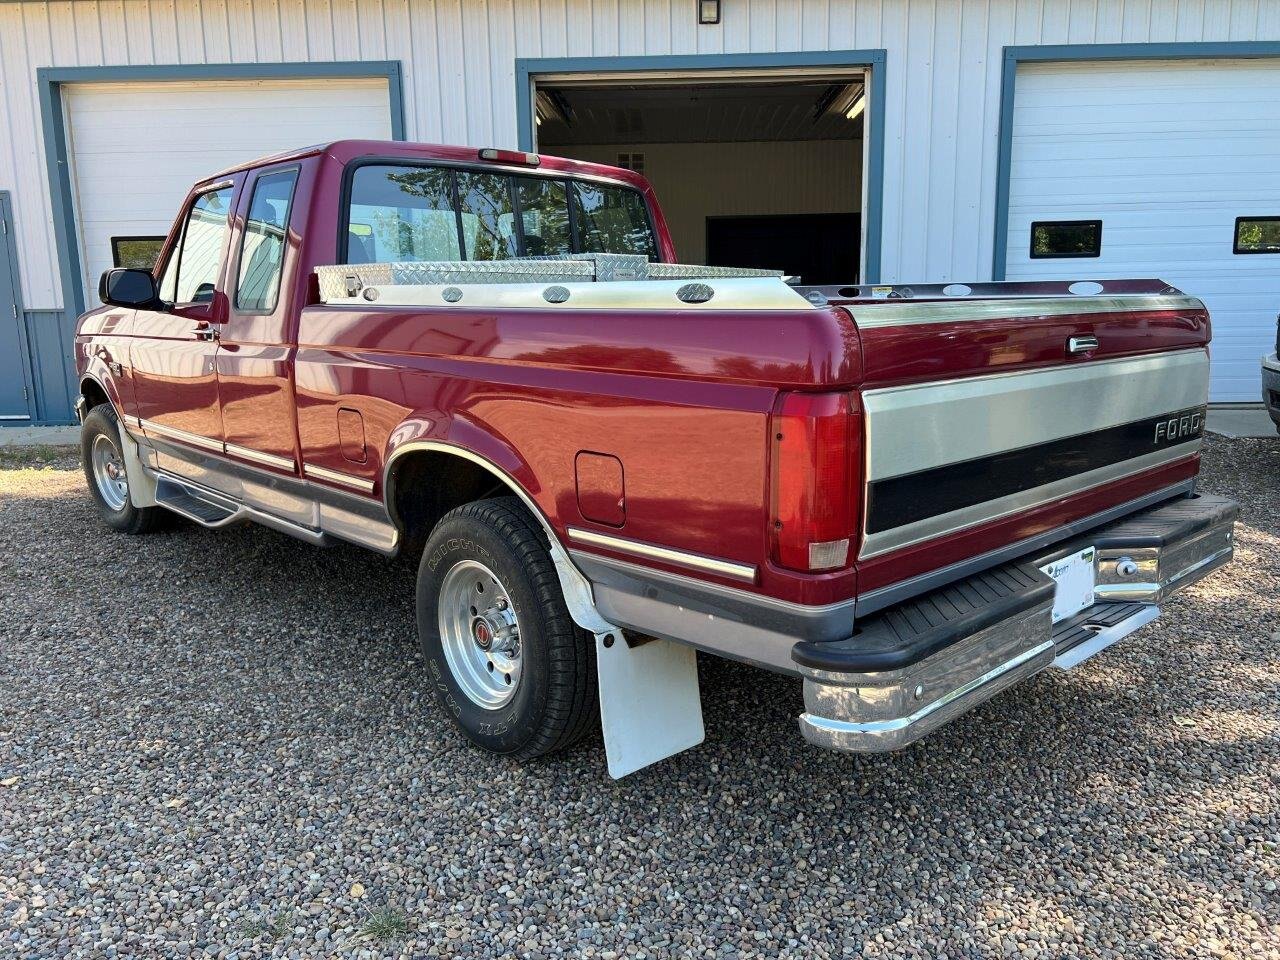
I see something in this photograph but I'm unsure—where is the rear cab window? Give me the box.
[342,161,656,264]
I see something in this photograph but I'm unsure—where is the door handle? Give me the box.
[193,320,219,342]
[1067,335,1099,354]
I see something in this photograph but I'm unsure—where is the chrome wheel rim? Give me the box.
[438,559,523,709]
[90,433,129,511]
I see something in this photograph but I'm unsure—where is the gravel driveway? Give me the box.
[1,436,1277,959]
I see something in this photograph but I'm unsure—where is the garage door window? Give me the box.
[1030,220,1102,259]
[111,236,165,270]
[1233,217,1280,254]
[236,169,299,313]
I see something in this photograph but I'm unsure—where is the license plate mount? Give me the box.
[1038,547,1097,624]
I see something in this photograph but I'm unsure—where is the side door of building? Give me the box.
[130,179,239,487]
[217,162,309,521]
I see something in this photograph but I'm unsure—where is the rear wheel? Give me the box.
[416,496,597,759]
[80,404,163,534]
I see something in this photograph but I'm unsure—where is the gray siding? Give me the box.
[22,309,76,425]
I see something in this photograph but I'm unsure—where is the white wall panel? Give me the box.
[2,0,1280,312]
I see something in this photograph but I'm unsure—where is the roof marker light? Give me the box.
[479,148,541,167]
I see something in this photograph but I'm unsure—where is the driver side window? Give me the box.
[158,186,234,306]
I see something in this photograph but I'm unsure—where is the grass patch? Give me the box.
[0,445,79,468]
[239,908,295,941]
[359,907,410,943]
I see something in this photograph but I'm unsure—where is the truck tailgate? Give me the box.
[828,280,1211,603]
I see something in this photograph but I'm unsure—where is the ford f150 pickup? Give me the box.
[75,140,1238,777]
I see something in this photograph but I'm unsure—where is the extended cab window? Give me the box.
[236,169,299,312]
[571,181,657,259]
[455,171,519,260]
[165,186,234,304]
[515,176,572,257]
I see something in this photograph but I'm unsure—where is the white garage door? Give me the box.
[1005,59,1280,402]
[64,78,393,306]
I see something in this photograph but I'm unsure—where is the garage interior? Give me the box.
[534,72,867,285]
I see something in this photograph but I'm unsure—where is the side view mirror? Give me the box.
[99,268,158,309]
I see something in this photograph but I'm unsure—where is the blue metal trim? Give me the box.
[992,42,1280,281]
[38,61,405,321]
[0,193,39,423]
[515,51,888,283]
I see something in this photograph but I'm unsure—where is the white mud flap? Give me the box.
[117,420,157,508]
[596,632,704,779]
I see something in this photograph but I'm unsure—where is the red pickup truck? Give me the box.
[75,140,1237,777]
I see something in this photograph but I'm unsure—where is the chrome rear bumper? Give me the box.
[797,493,1237,753]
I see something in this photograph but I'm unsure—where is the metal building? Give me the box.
[1,0,1278,424]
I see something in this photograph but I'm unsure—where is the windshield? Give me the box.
[345,164,657,264]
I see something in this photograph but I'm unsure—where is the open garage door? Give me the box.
[63,78,394,306]
[1004,59,1280,403]
[534,71,867,285]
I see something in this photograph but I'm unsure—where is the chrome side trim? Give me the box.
[225,442,295,472]
[856,480,1195,616]
[571,549,855,674]
[861,350,1208,483]
[137,431,399,555]
[1051,604,1161,670]
[139,418,224,453]
[570,550,852,618]
[850,294,1204,329]
[567,527,757,583]
[302,462,375,494]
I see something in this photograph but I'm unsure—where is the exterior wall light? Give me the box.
[698,0,721,25]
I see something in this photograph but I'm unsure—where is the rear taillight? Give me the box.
[770,392,861,572]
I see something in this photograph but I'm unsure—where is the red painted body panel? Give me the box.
[128,300,225,440]
[72,139,1210,617]
[853,308,1211,388]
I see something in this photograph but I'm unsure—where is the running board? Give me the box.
[153,473,329,547]
[155,475,239,526]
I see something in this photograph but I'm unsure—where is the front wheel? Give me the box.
[80,404,163,534]
[416,497,597,759]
